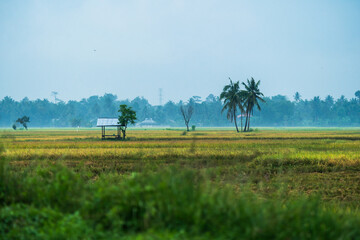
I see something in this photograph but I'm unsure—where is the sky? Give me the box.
[0,0,359,105]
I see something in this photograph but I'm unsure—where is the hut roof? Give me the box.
[96,117,124,127]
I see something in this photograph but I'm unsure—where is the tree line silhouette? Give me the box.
[1,90,359,128]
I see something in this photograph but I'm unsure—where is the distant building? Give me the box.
[137,118,157,127]
[237,114,247,118]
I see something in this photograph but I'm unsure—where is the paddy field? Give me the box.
[1,128,360,239]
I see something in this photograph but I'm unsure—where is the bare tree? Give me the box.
[180,104,194,131]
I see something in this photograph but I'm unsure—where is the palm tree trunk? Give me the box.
[241,114,243,132]
[234,109,239,132]
[245,102,251,132]
[244,111,249,132]
[247,114,251,131]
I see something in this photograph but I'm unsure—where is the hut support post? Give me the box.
[117,126,121,139]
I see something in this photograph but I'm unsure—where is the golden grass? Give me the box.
[1,128,360,205]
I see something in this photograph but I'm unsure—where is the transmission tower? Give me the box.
[51,91,58,104]
[159,88,163,106]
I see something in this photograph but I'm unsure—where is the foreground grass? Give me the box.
[1,162,360,239]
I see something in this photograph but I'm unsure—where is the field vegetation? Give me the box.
[1,128,360,239]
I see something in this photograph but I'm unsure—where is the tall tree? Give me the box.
[180,104,194,131]
[242,78,265,131]
[294,92,301,102]
[355,90,360,101]
[220,78,244,132]
[118,104,137,140]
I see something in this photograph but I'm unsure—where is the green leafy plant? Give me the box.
[118,104,137,140]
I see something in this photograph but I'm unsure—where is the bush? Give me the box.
[0,163,360,239]
[0,204,92,239]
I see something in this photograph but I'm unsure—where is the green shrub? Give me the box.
[0,204,93,239]
[0,163,360,239]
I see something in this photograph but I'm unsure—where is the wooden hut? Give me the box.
[96,117,124,139]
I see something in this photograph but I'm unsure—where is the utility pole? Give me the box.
[159,88,163,106]
[51,91,58,104]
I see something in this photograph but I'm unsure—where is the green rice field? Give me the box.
[1,128,360,239]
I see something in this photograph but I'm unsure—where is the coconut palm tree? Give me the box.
[242,77,265,131]
[220,78,245,132]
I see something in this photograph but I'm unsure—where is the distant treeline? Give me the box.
[1,92,360,127]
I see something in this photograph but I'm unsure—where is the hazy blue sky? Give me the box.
[1,0,359,104]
